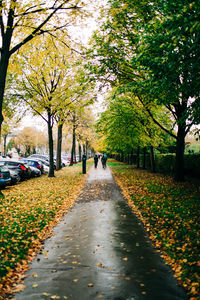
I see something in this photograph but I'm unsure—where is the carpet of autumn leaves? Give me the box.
[0,163,89,297]
[108,160,200,300]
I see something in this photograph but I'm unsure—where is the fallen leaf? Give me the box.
[123,257,128,261]
[88,283,94,287]
[32,283,38,288]
[97,263,105,268]
[43,292,51,297]
[141,291,146,295]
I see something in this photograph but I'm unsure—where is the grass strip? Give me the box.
[0,162,91,298]
[108,160,200,299]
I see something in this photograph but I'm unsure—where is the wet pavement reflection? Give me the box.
[15,164,188,300]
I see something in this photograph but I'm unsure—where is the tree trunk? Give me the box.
[143,147,147,169]
[3,135,7,155]
[150,146,155,173]
[70,123,76,166]
[47,111,55,177]
[175,124,185,181]
[78,144,82,162]
[0,52,12,135]
[0,8,15,134]
[56,123,63,170]
[83,144,86,155]
[136,146,140,168]
[86,140,88,159]
[130,149,134,165]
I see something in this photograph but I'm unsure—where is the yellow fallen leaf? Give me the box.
[123,257,128,261]
[32,283,38,288]
[73,279,78,283]
[97,263,104,268]
[140,283,145,287]
[141,291,146,295]
[43,292,51,297]
[88,283,94,287]
[32,273,38,278]
[14,284,26,292]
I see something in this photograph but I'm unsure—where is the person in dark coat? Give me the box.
[94,154,98,168]
[101,154,107,169]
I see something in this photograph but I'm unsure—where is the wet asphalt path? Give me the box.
[15,163,188,300]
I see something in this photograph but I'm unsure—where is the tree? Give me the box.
[14,127,47,156]
[96,88,173,172]
[88,0,200,181]
[54,58,96,170]
[0,0,85,134]
[15,36,77,176]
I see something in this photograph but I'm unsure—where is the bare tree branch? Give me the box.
[9,1,79,56]
[137,95,177,139]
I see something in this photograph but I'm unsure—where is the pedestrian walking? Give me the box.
[101,153,107,169]
[94,154,98,168]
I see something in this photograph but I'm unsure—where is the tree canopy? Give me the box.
[87,0,200,181]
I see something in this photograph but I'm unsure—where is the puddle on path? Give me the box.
[15,165,188,300]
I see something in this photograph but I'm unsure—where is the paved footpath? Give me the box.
[15,163,188,300]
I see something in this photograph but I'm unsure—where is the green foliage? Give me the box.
[89,0,200,181]
[155,154,176,175]
[184,154,200,177]
[96,90,174,155]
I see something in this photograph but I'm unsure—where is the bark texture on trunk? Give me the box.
[0,7,15,134]
[70,122,76,166]
[136,146,140,168]
[150,146,155,173]
[143,147,146,169]
[83,144,86,155]
[174,99,187,182]
[86,140,88,159]
[175,124,185,181]
[78,144,82,162]
[3,135,7,155]
[56,123,63,170]
[48,111,55,177]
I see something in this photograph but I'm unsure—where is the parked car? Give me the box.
[9,169,21,185]
[0,166,11,188]
[0,159,31,181]
[28,154,49,162]
[28,154,56,169]
[35,158,49,174]
[29,166,41,177]
[20,158,44,174]
[61,157,70,166]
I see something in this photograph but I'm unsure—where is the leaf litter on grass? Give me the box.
[0,165,89,298]
[109,160,200,299]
